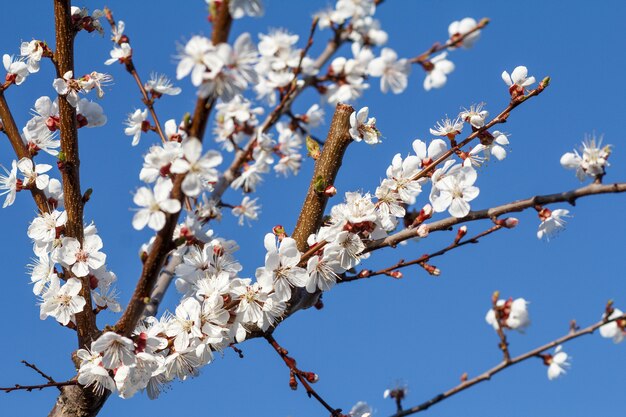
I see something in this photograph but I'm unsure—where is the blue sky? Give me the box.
[0,1,625,416]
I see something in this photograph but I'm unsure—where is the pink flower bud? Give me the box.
[423,263,440,276]
[416,224,429,238]
[454,225,468,244]
[324,185,337,197]
[503,217,519,228]
[390,271,403,279]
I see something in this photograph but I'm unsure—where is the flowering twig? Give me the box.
[0,92,50,212]
[265,17,319,130]
[146,14,365,316]
[409,18,490,65]
[265,334,344,417]
[53,0,98,348]
[391,313,626,417]
[102,8,167,144]
[344,224,503,282]
[410,79,550,184]
[116,0,234,336]
[367,182,626,253]
[491,292,512,362]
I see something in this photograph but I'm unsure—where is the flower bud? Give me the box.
[422,263,440,276]
[273,225,287,240]
[388,270,403,279]
[289,373,298,390]
[304,372,319,383]
[412,204,433,227]
[454,225,467,244]
[416,224,429,238]
[495,217,518,228]
[324,185,337,197]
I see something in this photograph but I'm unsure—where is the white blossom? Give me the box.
[430,165,479,218]
[424,52,454,91]
[368,47,411,94]
[92,331,136,369]
[560,136,611,181]
[0,161,18,208]
[3,54,29,85]
[537,208,569,240]
[39,278,86,325]
[59,235,107,277]
[599,308,625,344]
[124,109,149,146]
[448,17,481,49]
[349,107,381,145]
[485,298,530,332]
[170,138,223,197]
[132,178,182,231]
[232,196,260,226]
[547,345,570,380]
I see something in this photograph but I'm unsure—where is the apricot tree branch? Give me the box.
[392,313,626,417]
[265,334,345,417]
[102,8,167,143]
[410,18,490,65]
[53,0,98,348]
[366,182,626,253]
[291,103,354,251]
[0,380,77,393]
[117,0,233,336]
[344,224,503,282]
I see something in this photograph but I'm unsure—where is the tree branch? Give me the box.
[265,334,345,417]
[0,380,77,393]
[410,18,490,65]
[145,14,354,318]
[367,182,626,253]
[102,8,167,144]
[392,313,626,417]
[116,0,233,336]
[291,103,354,251]
[345,224,503,282]
[53,0,98,349]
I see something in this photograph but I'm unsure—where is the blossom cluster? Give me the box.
[26,209,120,327]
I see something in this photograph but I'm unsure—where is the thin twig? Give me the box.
[102,8,167,143]
[21,361,56,385]
[369,182,626,253]
[265,334,345,417]
[410,80,549,184]
[410,18,490,65]
[392,313,626,417]
[345,225,503,282]
[0,380,77,393]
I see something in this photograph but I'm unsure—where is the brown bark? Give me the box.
[48,385,108,417]
[291,103,354,252]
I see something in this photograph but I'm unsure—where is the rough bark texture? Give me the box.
[291,103,354,252]
[48,386,108,417]
[287,103,354,312]
[53,0,99,348]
